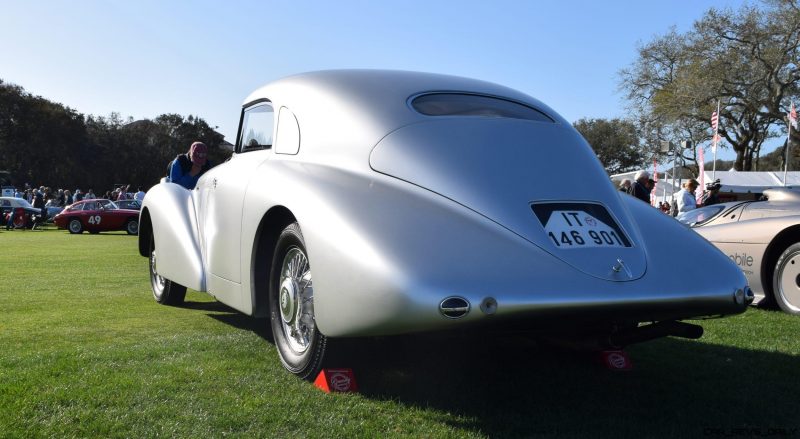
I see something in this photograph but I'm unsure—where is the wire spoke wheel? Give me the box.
[270,222,327,379]
[149,236,186,305]
[279,247,315,354]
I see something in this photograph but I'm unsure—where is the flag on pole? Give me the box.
[790,102,797,129]
[696,146,705,205]
[653,159,658,182]
[711,110,719,154]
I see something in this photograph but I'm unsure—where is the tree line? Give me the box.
[579,0,799,175]
[0,79,231,192]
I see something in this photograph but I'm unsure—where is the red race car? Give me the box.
[54,199,139,235]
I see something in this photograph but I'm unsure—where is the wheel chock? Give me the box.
[313,368,359,393]
[600,350,633,371]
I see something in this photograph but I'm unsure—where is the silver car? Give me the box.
[138,70,751,378]
[679,188,800,315]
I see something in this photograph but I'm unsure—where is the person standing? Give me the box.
[702,180,722,206]
[675,179,699,214]
[629,170,651,203]
[168,141,212,190]
[134,187,146,201]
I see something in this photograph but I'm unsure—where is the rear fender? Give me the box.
[140,183,205,291]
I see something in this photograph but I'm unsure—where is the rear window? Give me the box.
[411,93,553,122]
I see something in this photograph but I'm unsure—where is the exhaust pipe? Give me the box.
[608,321,703,348]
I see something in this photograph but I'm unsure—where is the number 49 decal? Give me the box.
[88,215,102,225]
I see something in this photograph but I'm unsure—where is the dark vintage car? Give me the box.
[0,196,42,228]
[54,199,139,235]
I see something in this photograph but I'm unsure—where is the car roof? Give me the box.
[242,70,570,165]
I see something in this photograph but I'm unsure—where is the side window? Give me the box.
[238,102,275,153]
[274,107,300,155]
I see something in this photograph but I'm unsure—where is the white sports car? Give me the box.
[138,70,752,378]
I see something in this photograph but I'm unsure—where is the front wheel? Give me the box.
[68,219,83,234]
[126,219,139,235]
[772,242,800,315]
[149,237,186,305]
[269,222,327,379]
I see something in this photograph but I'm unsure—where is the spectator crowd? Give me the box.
[619,170,722,217]
[6,184,146,207]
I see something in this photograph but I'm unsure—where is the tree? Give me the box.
[0,79,88,187]
[573,118,647,174]
[620,0,800,171]
[0,78,231,191]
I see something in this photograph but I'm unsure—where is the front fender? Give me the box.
[140,183,205,291]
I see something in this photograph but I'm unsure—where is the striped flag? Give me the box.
[790,102,797,129]
[711,110,720,154]
[653,159,658,182]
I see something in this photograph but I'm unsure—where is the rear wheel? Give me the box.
[149,237,186,305]
[126,219,139,235]
[772,242,800,315]
[68,219,83,234]
[269,222,327,379]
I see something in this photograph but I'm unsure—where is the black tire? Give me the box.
[126,219,139,235]
[772,242,800,315]
[149,236,186,305]
[269,222,327,379]
[68,219,83,234]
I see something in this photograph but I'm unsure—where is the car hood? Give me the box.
[369,118,647,282]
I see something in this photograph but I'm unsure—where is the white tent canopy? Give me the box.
[701,170,800,193]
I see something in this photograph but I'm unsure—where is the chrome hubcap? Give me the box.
[151,250,165,293]
[69,220,80,232]
[279,247,314,354]
[279,278,298,324]
[778,252,800,312]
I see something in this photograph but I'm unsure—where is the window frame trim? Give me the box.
[236,99,274,154]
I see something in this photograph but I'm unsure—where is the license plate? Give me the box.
[531,203,631,249]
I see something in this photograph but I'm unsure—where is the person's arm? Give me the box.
[169,159,195,189]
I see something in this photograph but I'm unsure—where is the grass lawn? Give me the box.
[1,227,799,438]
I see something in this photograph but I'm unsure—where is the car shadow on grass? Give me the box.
[188,302,800,437]
[329,334,800,438]
[198,303,273,341]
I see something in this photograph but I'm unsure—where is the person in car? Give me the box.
[168,141,213,190]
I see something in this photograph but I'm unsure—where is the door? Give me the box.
[202,101,275,284]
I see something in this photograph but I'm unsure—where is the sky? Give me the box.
[0,0,757,161]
